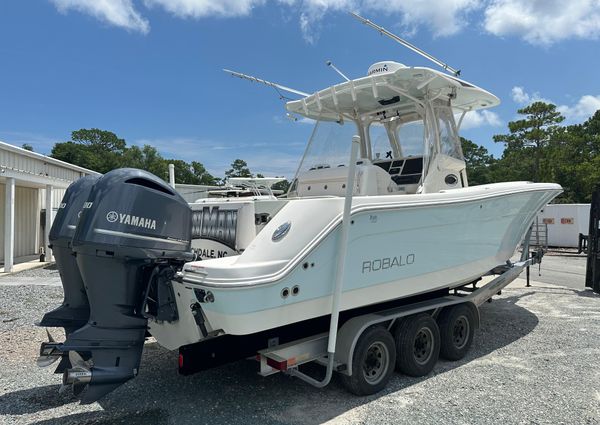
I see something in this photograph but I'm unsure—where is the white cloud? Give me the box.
[557,95,600,122]
[143,0,264,18]
[298,11,317,44]
[510,87,600,123]
[364,0,480,37]
[484,0,600,45]
[458,110,502,130]
[510,86,552,105]
[511,86,529,104]
[133,136,302,177]
[0,130,59,154]
[291,0,480,43]
[50,0,150,33]
[48,0,600,46]
[47,0,481,41]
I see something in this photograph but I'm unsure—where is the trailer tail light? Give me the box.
[266,357,288,371]
[178,353,184,369]
[266,356,299,371]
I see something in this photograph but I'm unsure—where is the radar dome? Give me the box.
[367,61,407,76]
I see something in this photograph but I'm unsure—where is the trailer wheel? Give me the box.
[438,304,475,361]
[341,326,396,396]
[394,313,440,377]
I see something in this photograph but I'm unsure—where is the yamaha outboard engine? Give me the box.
[39,175,99,335]
[56,169,193,403]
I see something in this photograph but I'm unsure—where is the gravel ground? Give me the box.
[524,253,587,290]
[0,260,599,425]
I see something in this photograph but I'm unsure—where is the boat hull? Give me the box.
[150,182,561,349]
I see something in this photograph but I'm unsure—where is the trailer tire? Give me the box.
[438,303,475,361]
[394,313,440,377]
[341,326,396,396]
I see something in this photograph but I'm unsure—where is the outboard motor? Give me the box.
[38,175,99,335]
[55,169,193,403]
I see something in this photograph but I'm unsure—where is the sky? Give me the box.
[1,0,599,178]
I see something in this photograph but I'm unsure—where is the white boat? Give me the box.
[198,177,285,200]
[38,15,562,403]
[148,59,561,349]
[190,177,288,260]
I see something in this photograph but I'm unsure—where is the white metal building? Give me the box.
[537,204,591,247]
[0,141,99,272]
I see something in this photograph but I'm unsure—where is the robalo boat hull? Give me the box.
[150,182,561,349]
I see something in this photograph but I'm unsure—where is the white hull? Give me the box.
[150,182,561,349]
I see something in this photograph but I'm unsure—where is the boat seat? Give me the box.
[373,156,423,194]
[296,160,396,196]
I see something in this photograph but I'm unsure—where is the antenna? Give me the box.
[223,69,309,98]
[326,60,350,81]
[349,12,461,77]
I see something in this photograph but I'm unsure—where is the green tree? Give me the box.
[51,128,216,185]
[52,128,126,173]
[460,137,495,185]
[580,109,600,136]
[493,102,564,182]
[546,110,600,202]
[272,179,291,193]
[22,143,33,151]
[71,128,126,151]
[121,145,168,177]
[225,159,252,178]
[51,141,94,169]
[191,161,218,185]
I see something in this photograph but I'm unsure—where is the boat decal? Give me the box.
[191,206,237,250]
[105,210,157,230]
[362,254,415,274]
[195,247,230,259]
[272,221,291,242]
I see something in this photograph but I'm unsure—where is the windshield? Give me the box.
[293,119,359,174]
[435,105,464,160]
[287,101,464,196]
[368,113,426,160]
[395,118,426,157]
[369,122,393,161]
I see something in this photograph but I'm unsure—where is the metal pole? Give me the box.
[168,164,175,189]
[327,135,360,354]
[223,69,309,97]
[521,224,534,287]
[349,12,461,76]
[4,177,15,272]
[289,135,360,388]
[326,60,350,81]
[45,184,53,262]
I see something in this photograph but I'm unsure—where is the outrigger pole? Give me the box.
[349,12,461,77]
[223,69,309,97]
[326,60,350,81]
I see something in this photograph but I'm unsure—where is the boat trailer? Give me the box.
[254,249,541,390]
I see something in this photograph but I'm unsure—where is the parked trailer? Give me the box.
[179,241,541,395]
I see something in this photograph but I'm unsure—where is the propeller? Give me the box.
[59,351,92,396]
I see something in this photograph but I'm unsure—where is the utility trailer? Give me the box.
[179,238,542,395]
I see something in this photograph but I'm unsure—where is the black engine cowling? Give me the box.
[58,168,193,403]
[39,175,99,335]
